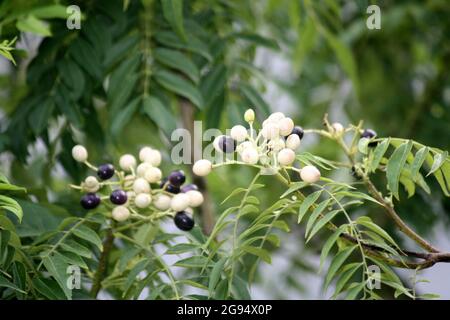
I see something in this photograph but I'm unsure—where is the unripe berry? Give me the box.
[237,141,253,154]
[119,154,136,172]
[277,148,296,166]
[230,125,248,142]
[112,206,130,222]
[170,193,190,212]
[80,193,100,210]
[268,112,285,122]
[193,159,212,176]
[97,164,115,180]
[241,147,259,164]
[300,165,321,183]
[84,176,99,192]
[269,138,285,152]
[72,145,88,162]
[174,211,195,231]
[262,123,280,140]
[278,117,295,136]
[154,194,171,210]
[143,149,162,166]
[133,178,150,194]
[186,190,204,207]
[139,147,153,162]
[144,167,162,183]
[286,134,301,150]
[168,170,186,187]
[332,122,344,136]
[136,162,152,177]
[244,109,255,123]
[110,189,128,205]
[134,193,152,208]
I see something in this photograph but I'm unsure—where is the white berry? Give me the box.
[134,193,152,208]
[286,134,301,150]
[279,117,294,136]
[262,123,280,140]
[112,206,130,222]
[244,109,255,122]
[186,190,204,207]
[119,154,136,171]
[136,162,152,177]
[230,125,248,142]
[154,194,171,210]
[193,159,212,176]
[84,176,99,192]
[332,122,344,136]
[72,145,88,162]
[170,193,190,212]
[268,112,285,122]
[143,149,161,166]
[300,165,321,183]
[213,135,225,153]
[241,147,259,164]
[277,148,296,166]
[133,178,150,194]
[144,167,162,183]
[269,138,285,152]
[139,147,153,162]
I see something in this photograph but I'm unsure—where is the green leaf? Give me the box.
[370,138,390,172]
[165,243,199,255]
[59,251,88,269]
[324,245,357,289]
[72,225,103,250]
[208,257,227,295]
[28,98,54,135]
[60,240,92,259]
[358,138,370,155]
[356,216,398,249]
[298,190,322,224]
[319,225,346,272]
[240,83,270,117]
[427,151,448,177]
[231,32,279,50]
[0,195,23,222]
[345,282,364,300]
[154,70,204,109]
[305,199,330,238]
[30,4,71,19]
[334,262,363,298]
[231,275,251,300]
[154,31,212,61]
[280,182,308,198]
[111,96,140,138]
[154,48,199,83]
[410,147,429,181]
[42,252,72,299]
[386,140,413,199]
[174,256,211,268]
[161,0,186,40]
[33,278,65,300]
[16,15,51,37]
[142,95,177,136]
[307,209,340,243]
[241,246,271,264]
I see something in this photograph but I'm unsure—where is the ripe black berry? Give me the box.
[110,189,127,205]
[288,126,304,140]
[166,184,180,194]
[174,211,195,231]
[80,193,100,210]
[168,170,186,187]
[181,183,199,193]
[361,129,376,139]
[97,163,115,180]
[219,136,236,153]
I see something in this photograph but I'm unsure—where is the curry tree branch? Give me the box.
[90,228,114,298]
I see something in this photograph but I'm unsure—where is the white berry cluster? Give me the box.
[193,109,321,183]
[70,145,202,231]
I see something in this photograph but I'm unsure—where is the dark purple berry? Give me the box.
[288,126,304,140]
[361,129,377,139]
[174,211,195,231]
[166,184,180,194]
[219,136,236,153]
[110,189,127,205]
[168,170,186,187]
[80,193,100,210]
[97,163,115,180]
[181,183,199,193]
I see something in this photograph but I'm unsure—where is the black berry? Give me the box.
[110,189,127,205]
[166,184,180,194]
[174,211,195,231]
[288,126,304,140]
[181,183,199,193]
[80,193,100,210]
[219,136,236,153]
[168,170,186,187]
[361,129,376,139]
[97,163,115,180]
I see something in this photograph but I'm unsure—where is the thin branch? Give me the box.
[90,228,115,298]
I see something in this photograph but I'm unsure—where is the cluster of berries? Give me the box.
[192,109,321,183]
[71,145,204,231]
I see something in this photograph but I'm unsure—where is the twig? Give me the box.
[90,228,115,298]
